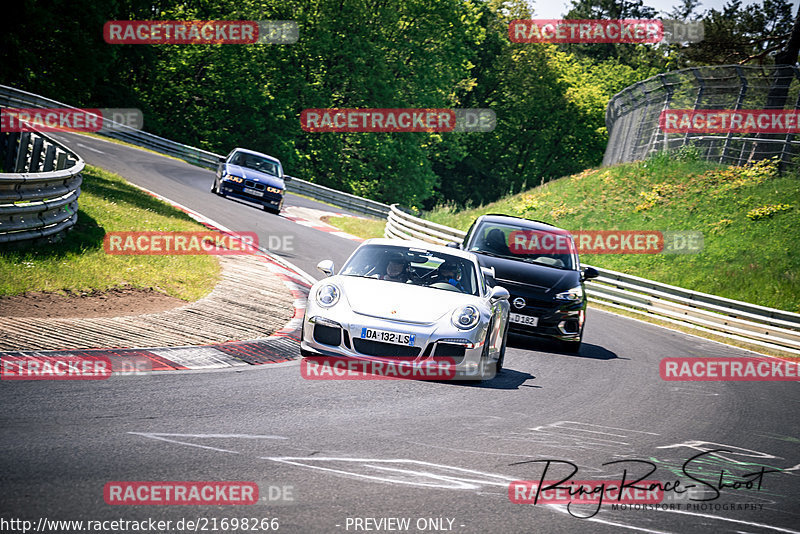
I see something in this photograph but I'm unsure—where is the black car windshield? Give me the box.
[341,244,480,296]
[467,222,577,270]
[229,152,282,177]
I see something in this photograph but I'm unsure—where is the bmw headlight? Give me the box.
[452,305,480,329]
[555,285,583,302]
[316,284,340,307]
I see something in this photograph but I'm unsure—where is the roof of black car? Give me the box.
[476,214,565,232]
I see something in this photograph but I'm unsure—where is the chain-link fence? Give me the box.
[603,65,800,167]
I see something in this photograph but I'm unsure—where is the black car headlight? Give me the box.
[452,305,479,330]
[555,285,583,302]
[316,284,340,308]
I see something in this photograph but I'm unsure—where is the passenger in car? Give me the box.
[431,261,466,292]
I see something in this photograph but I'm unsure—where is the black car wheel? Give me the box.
[211,179,224,196]
[557,331,582,354]
[299,321,315,357]
[477,322,496,381]
[495,322,509,374]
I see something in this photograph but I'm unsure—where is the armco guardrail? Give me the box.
[0,130,84,243]
[385,204,465,244]
[384,205,800,356]
[288,177,390,218]
[0,85,390,218]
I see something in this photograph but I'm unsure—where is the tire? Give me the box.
[495,322,509,374]
[299,322,315,357]
[557,331,582,354]
[211,179,224,196]
[263,205,280,214]
[476,322,495,382]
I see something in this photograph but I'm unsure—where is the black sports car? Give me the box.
[457,214,598,353]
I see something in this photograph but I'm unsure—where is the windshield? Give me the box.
[229,151,282,177]
[341,244,480,296]
[467,222,577,270]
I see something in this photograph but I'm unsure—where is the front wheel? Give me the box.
[299,322,315,357]
[495,322,509,374]
[557,332,582,354]
[476,323,496,381]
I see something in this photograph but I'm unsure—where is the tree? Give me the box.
[668,0,794,67]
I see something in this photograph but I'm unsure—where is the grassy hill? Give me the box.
[423,150,799,313]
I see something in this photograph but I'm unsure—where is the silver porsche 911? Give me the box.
[300,239,511,381]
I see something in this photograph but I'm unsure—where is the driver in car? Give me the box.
[381,254,410,283]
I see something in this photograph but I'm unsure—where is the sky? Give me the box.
[531,0,799,18]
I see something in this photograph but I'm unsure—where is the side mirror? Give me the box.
[446,241,459,248]
[317,259,335,277]
[488,285,509,301]
[582,266,599,281]
[283,175,293,183]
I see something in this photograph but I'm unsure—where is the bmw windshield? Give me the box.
[229,151,282,177]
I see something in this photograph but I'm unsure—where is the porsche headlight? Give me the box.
[316,284,340,307]
[452,305,479,330]
[555,285,583,302]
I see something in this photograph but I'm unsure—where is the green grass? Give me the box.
[324,215,386,239]
[425,152,800,313]
[0,165,221,300]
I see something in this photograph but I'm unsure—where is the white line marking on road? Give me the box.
[76,142,105,154]
[651,508,800,533]
[655,440,781,463]
[150,347,249,370]
[263,457,515,490]
[130,432,288,454]
[548,504,675,533]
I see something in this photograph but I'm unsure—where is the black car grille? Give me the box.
[313,324,341,346]
[244,180,266,190]
[352,338,421,358]
[433,342,466,358]
[496,281,554,309]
